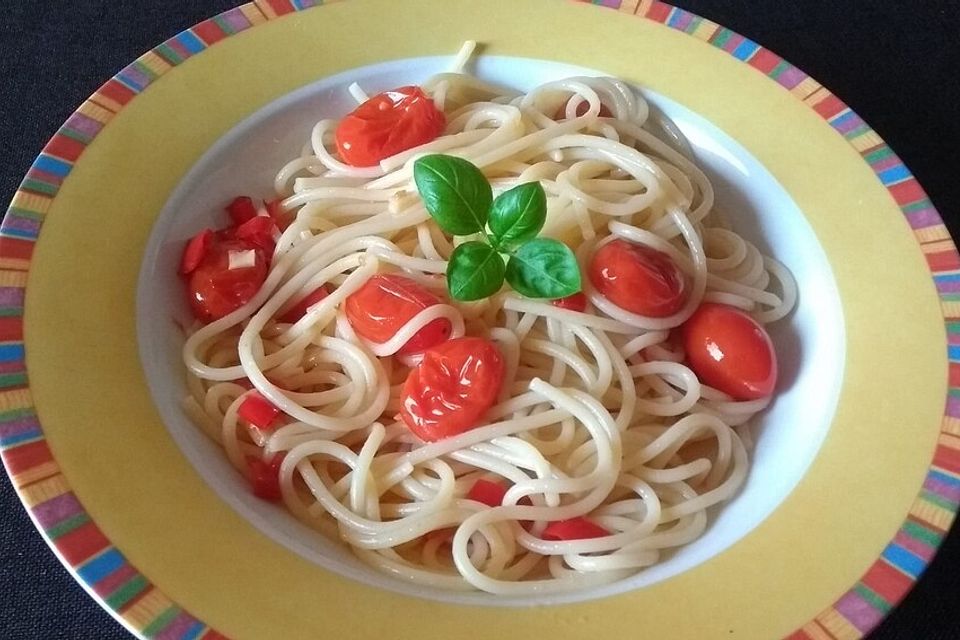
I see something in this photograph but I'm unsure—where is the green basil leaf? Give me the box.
[413,155,492,236]
[505,238,581,299]
[447,241,506,301]
[488,182,547,249]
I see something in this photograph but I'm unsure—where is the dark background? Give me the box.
[1,1,958,638]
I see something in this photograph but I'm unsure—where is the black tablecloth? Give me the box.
[1,1,958,638]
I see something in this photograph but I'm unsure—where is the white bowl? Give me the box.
[136,55,844,606]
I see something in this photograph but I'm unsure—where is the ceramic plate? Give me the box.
[2,1,957,638]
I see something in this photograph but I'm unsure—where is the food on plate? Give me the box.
[179,42,796,594]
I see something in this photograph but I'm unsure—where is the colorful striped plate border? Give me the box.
[1,1,957,638]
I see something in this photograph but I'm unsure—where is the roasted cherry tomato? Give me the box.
[226,196,259,226]
[335,86,446,167]
[589,239,687,317]
[345,274,452,355]
[187,238,270,323]
[180,228,214,275]
[551,292,587,312]
[680,303,777,400]
[265,198,292,231]
[399,337,504,442]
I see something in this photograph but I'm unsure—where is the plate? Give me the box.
[1,0,957,638]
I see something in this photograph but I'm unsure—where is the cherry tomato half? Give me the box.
[188,238,270,323]
[399,337,505,442]
[680,303,777,400]
[335,86,446,167]
[345,274,452,355]
[589,239,687,317]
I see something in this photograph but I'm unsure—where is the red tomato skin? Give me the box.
[247,454,284,502]
[589,239,687,317]
[237,391,280,429]
[265,198,292,231]
[400,337,505,442]
[188,239,269,323]
[278,286,329,324]
[345,274,452,355]
[180,228,214,275]
[226,196,258,226]
[542,517,608,540]
[467,479,508,507]
[680,303,777,400]
[335,86,446,167]
[234,215,277,253]
[551,292,587,312]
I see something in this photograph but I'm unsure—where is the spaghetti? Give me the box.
[180,45,796,595]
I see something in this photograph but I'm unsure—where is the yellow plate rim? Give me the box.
[2,1,957,639]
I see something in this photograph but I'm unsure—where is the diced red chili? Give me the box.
[238,391,280,429]
[246,454,284,501]
[467,479,507,507]
[542,517,609,541]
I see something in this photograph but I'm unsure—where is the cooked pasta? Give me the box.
[180,43,796,595]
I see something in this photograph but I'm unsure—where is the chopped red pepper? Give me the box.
[551,292,587,312]
[238,391,280,429]
[278,286,330,323]
[246,454,284,502]
[265,198,292,231]
[227,196,259,226]
[466,479,507,507]
[542,517,609,541]
[234,215,277,253]
[179,228,214,276]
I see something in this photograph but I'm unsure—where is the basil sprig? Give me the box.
[414,154,581,302]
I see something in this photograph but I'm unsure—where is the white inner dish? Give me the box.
[136,55,844,606]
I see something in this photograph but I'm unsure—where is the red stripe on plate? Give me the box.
[889,179,925,206]
[56,521,111,565]
[44,135,86,163]
[3,440,52,475]
[0,317,24,342]
[932,444,960,475]
[949,363,960,388]
[0,237,34,261]
[926,250,960,271]
[193,19,228,45]
[265,0,296,16]
[861,559,914,604]
[814,94,846,119]
[98,79,137,107]
[748,48,781,73]
[645,3,672,23]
